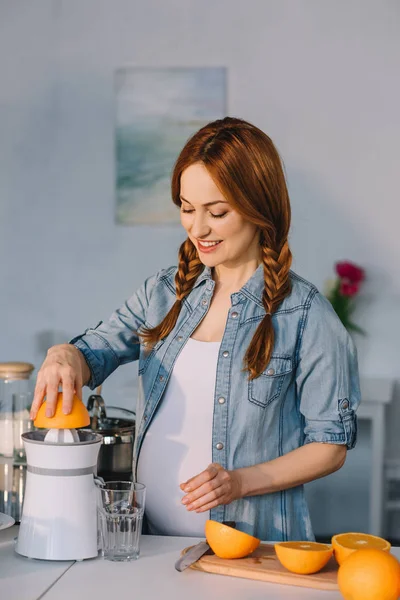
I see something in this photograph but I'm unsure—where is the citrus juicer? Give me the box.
[15,392,103,560]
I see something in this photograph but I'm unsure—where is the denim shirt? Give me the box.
[71,264,360,541]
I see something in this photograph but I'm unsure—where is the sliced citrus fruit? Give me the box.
[205,520,260,559]
[331,532,391,565]
[34,392,90,429]
[274,541,333,574]
[338,548,400,600]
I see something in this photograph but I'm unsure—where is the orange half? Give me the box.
[331,532,391,566]
[34,392,90,429]
[274,541,333,574]
[205,520,260,559]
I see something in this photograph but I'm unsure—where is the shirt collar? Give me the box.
[240,264,265,305]
[193,264,265,306]
[193,265,213,288]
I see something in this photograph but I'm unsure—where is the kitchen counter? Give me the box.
[0,526,73,600]
[1,527,400,600]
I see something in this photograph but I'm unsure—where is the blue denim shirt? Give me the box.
[71,264,360,541]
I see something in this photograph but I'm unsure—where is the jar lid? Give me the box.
[0,362,35,380]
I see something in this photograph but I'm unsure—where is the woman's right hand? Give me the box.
[30,344,90,420]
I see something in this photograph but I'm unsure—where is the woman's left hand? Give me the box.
[180,463,243,512]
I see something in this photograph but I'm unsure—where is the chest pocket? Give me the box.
[138,337,165,376]
[248,356,293,408]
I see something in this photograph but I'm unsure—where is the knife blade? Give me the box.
[175,521,236,572]
[174,541,212,572]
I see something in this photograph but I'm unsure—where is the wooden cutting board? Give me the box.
[183,543,339,591]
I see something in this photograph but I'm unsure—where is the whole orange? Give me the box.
[337,548,400,600]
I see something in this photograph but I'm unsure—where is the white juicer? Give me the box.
[16,404,102,561]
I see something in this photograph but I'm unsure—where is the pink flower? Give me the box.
[335,262,365,284]
[340,281,360,297]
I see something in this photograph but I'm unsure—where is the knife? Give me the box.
[174,521,236,572]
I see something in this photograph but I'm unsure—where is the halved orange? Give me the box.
[34,392,90,429]
[205,520,260,559]
[331,532,391,566]
[274,541,333,574]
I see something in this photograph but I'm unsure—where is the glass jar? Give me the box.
[0,362,34,459]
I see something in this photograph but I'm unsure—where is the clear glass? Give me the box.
[0,458,26,522]
[97,481,146,562]
[12,392,33,463]
[0,378,32,458]
[0,458,13,516]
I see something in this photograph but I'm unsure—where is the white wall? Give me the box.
[1,0,399,536]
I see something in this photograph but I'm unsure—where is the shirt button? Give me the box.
[342,400,349,409]
[218,397,226,404]
[267,368,275,376]
[177,336,183,342]
[216,442,224,450]
[202,298,208,306]
[159,375,164,382]
[231,311,238,319]
[222,351,229,358]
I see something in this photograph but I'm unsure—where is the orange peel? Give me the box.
[331,532,391,566]
[205,520,260,559]
[337,548,400,600]
[274,541,333,574]
[34,392,90,429]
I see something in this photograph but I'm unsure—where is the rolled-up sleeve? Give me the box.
[295,291,361,449]
[70,271,159,389]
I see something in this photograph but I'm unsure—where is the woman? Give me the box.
[30,117,360,541]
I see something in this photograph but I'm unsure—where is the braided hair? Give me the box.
[140,117,292,379]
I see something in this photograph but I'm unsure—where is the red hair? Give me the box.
[141,117,292,379]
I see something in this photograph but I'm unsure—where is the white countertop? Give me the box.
[1,527,400,600]
[0,526,73,600]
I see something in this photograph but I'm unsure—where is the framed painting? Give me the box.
[115,67,227,225]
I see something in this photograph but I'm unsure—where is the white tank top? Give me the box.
[137,337,220,536]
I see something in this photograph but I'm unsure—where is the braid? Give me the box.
[245,239,292,379]
[140,238,203,347]
[175,238,204,301]
[260,240,292,314]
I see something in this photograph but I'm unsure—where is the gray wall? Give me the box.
[1,0,399,536]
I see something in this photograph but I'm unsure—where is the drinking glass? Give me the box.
[97,481,146,561]
[12,392,33,463]
[0,363,34,458]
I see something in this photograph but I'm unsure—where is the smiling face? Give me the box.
[179,163,260,270]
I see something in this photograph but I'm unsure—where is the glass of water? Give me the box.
[97,481,146,561]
